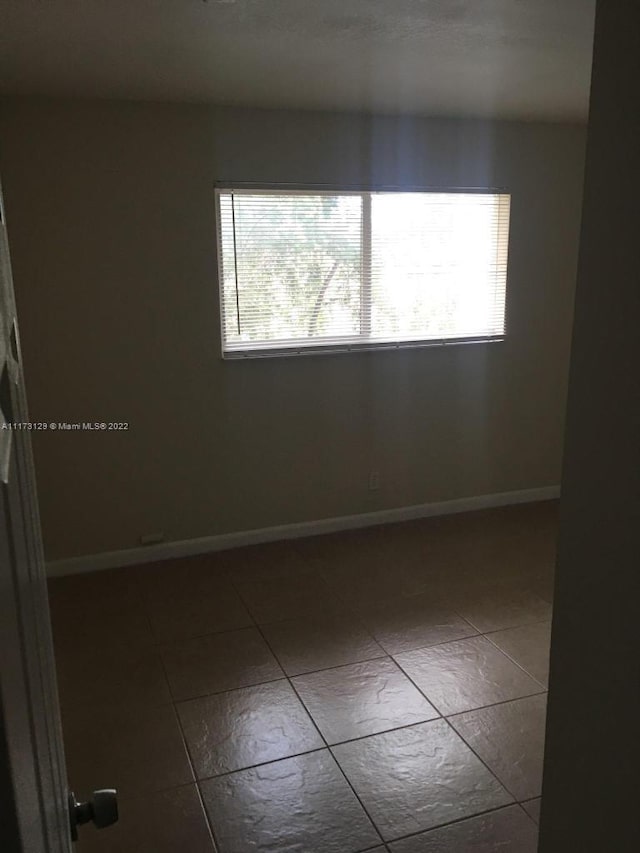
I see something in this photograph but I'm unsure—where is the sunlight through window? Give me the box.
[216,188,510,357]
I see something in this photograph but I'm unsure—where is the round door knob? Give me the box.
[90,789,118,829]
[68,788,118,841]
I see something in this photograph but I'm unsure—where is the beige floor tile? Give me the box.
[319,551,430,604]
[56,646,171,712]
[64,704,193,798]
[260,612,385,675]
[224,541,312,582]
[522,797,541,823]
[293,658,439,744]
[451,586,552,633]
[388,804,538,852]
[75,785,215,853]
[48,566,144,608]
[144,575,253,643]
[49,571,154,656]
[161,627,283,701]
[529,571,555,603]
[177,680,323,778]
[232,570,336,624]
[449,694,547,801]
[394,635,543,716]
[332,719,513,841]
[200,750,381,853]
[487,621,552,686]
[357,592,477,654]
[52,502,558,853]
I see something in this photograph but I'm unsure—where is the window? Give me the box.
[216,187,511,358]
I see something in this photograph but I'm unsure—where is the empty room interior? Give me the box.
[1,2,611,852]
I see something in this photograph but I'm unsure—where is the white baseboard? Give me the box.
[46,485,560,577]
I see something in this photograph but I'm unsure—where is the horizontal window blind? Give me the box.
[216,188,510,357]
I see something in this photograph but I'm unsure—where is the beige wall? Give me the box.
[0,99,585,560]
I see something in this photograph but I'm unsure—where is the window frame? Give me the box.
[215,183,511,360]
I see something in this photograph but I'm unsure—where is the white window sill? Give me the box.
[222,335,505,360]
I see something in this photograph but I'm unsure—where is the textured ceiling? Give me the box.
[0,0,596,119]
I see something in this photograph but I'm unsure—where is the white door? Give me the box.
[0,180,116,851]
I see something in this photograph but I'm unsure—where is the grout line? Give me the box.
[170,664,545,777]
[483,617,552,637]
[517,799,541,827]
[250,616,386,848]
[193,785,221,853]
[441,709,539,805]
[320,752,386,847]
[152,617,483,662]
[443,690,548,719]
[156,647,222,853]
[389,643,547,718]
[375,801,533,847]
[54,510,554,851]
[175,698,545,784]
[482,625,551,689]
[220,579,548,755]
[148,618,256,647]
[170,673,288,705]
[151,610,549,680]
[194,746,329,784]
[386,654,464,718]
[282,650,390,678]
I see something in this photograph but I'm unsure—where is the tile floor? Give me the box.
[48,501,555,852]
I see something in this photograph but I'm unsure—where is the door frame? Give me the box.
[0,179,71,852]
